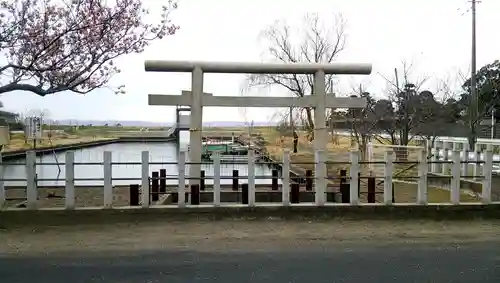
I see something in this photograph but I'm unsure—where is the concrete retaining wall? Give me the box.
[2,139,119,160]
[425,174,500,202]
[1,137,176,161]
[427,173,483,195]
[1,203,499,228]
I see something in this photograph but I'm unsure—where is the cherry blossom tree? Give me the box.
[0,0,178,96]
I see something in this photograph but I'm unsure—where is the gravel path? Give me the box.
[2,219,499,255]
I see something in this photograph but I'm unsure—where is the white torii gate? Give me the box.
[145,60,372,206]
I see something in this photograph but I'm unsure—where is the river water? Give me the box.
[2,142,276,187]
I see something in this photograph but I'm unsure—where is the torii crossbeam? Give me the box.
[149,91,366,108]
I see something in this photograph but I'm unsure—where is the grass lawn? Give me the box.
[3,132,116,152]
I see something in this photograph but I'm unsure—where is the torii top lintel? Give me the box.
[144,60,372,75]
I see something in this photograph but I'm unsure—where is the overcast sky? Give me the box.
[1,0,499,123]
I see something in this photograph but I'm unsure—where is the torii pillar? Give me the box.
[175,105,191,151]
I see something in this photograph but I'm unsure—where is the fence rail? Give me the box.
[0,148,496,210]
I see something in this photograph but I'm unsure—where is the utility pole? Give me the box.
[394,68,402,145]
[469,0,478,149]
[491,109,496,139]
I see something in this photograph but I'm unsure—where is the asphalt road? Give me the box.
[2,241,499,283]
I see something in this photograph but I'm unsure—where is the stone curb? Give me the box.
[1,204,499,228]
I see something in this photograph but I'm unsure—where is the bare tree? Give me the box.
[244,12,346,136]
[326,82,397,160]
[345,85,378,161]
[378,61,432,147]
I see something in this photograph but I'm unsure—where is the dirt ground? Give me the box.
[4,186,131,208]
[1,220,499,255]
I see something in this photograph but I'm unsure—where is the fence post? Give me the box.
[451,150,461,205]
[26,151,37,210]
[305,170,313,191]
[0,152,4,208]
[425,138,432,166]
[474,144,481,180]
[103,151,113,209]
[130,184,140,206]
[282,150,290,206]
[340,183,350,203]
[200,170,205,191]
[213,151,221,206]
[349,151,359,205]
[141,151,150,208]
[425,139,434,172]
[484,144,492,174]
[290,183,300,204]
[442,142,451,174]
[151,171,159,202]
[271,169,279,190]
[232,170,239,191]
[247,150,255,206]
[417,149,428,205]
[241,183,249,204]
[315,150,326,206]
[367,177,375,203]
[190,184,200,205]
[462,142,469,176]
[383,151,393,205]
[178,151,186,207]
[453,142,461,175]
[65,151,75,210]
[482,149,493,204]
[431,145,439,173]
[159,168,167,193]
